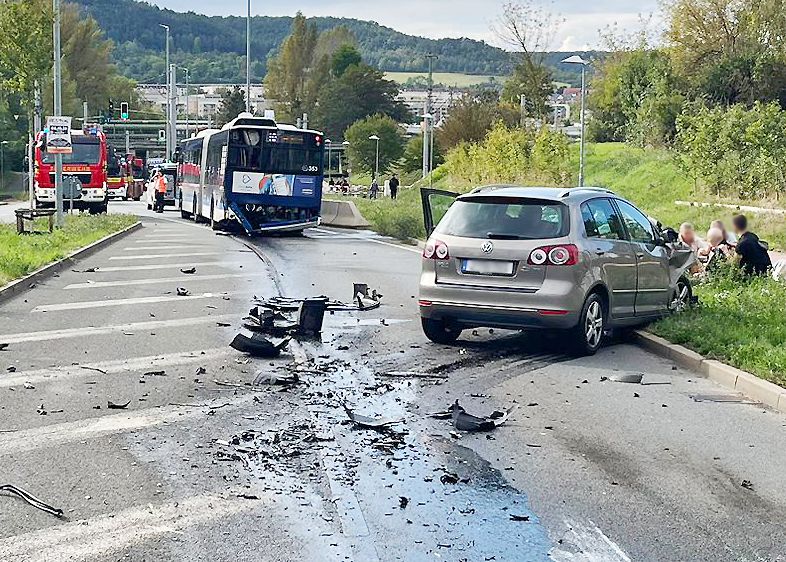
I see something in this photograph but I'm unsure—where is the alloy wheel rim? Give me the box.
[585,301,603,347]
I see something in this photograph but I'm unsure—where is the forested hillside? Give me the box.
[73,0,588,84]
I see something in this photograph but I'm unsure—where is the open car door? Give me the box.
[420,188,459,237]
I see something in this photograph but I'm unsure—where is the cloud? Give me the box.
[147,0,660,50]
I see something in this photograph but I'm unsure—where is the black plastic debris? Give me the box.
[245,307,298,336]
[180,267,197,274]
[252,371,299,386]
[603,373,643,384]
[690,393,753,404]
[176,287,190,296]
[343,404,402,431]
[509,514,530,522]
[449,400,515,432]
[73,267,98,273]
[107,400,131,409]
[298,297,328,335]
[399,496,409,509]
[439,471,460,485]
[354,283,382,311]
[741,479,754,490]
[0,484,64,518]
[0,343,8,351]
[230,333,290,358]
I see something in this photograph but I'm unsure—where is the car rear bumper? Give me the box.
[419,300,579,329]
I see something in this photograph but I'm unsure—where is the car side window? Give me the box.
[583,199,625,240]
[615,200,655,243]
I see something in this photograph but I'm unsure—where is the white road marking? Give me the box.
[31,291,243,312]
[65,273,264,289]
[0,495,255,562]
[311,227,421,254]
[68,261,241,273]
[0,313,236,344]
[122,244,196,251]
[0,347,235,388]
[109,251,229,261]
[549,518,632,562]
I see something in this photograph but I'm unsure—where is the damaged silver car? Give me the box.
[418,186,695,355]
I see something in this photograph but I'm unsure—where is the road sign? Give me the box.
[46,116,72,154]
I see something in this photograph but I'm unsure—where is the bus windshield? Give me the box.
[227,128,323,176]
[41,142,101,165]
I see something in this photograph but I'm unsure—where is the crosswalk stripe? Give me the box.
[108,251,228,261]
[70,262,240,273]
[0,313,236,344]
[0,347,234,388]
[30,291,243,312]
[0,495,255,562]
[65,272,265,289]
[122,245,195,251]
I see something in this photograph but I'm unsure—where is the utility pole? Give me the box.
[422,54,437,179]
[183,67,190,139]
[246,0,251,113]
[53,0,64,228]
[169,64,177,159]
[579,63,587,186]
[83,101,88,125]
[125,130,130,154]
[520,94,526,126]
[159,24,170,156]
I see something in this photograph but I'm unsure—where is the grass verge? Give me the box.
[0,214,137,286]
[651,267,786,387]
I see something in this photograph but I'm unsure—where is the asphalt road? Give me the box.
[1,200,785,561]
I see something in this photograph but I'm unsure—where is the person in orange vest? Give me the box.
[153,169,167,213]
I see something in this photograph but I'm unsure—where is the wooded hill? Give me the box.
[72,0,589,84]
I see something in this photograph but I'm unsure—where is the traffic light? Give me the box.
[107,99,114,123]
[120,102,129,120]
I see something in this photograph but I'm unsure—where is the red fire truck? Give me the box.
[34,127,109,213]
[106,148,127,200]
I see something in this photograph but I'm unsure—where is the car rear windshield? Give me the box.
[434,197,570,240]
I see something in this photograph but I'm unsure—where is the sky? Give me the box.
[146,0,660,51]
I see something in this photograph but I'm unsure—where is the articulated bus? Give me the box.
[177,114,325,233]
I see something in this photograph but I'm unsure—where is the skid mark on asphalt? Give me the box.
[0,347,234,388]
[0,495,255,562]
[0,313,236,344]
[64,272,265,289]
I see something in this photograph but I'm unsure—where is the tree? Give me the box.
[331,44,362,77]
[216,87,248,125]
[494,1,563,118]
[438,92,518,149]
[400,134,444,174]
[264,12,319,122]
[345,114,405,176]
[314,64,410,139]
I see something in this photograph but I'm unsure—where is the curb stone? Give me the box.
[635,330,786,414]
[0,220,142,305]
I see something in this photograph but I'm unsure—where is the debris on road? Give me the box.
[80,365,108,375]
[354,283,382,311]
[23,382,35,390]
[176,287,190,296]
[180,267,197,274]
[509,514,531,522]
[399,496,409,509]
[449,400,515,432]
[601,374,672,386]
[343,404,402,431]
[230,334,290,358]
[0,343,8,351]
[107,400,131,409]
[253,371,299,386]
[0,484,64,518]
[741,479,754,490]
[73,267,98,273]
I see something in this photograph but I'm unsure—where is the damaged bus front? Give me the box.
[178,114,325,234]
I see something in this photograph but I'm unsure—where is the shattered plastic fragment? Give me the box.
[343,404,402,431]
[0,484,63,518]
[107,400,131,409]
[180,267,197,274]
[176,287,190,296]
[230,334,290,358]
[449,400,515,432]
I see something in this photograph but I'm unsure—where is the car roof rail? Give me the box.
[469,184,514,194]
[559,187,615,198]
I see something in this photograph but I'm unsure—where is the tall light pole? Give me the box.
[0,141,8,193]
[561,55,589,187]
[422,53,437,179]
[183,67,190,139]
[341,140,349,176]
[325,139,332,181]
[159,24,171,156]
[53,0,64,227]
[246,0,251,113]
[369,135,380,181]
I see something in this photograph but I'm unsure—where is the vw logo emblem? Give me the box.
[480,241,493,254]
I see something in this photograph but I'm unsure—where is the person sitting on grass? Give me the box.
[732,214,772,276]
[704,227,733,272]
[711,219,737,247]
[678,222,709,255]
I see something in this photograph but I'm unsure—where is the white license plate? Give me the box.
[461,259,515,276]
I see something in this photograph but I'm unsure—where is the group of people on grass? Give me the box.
[678,214,782,279]
[327,177,351,194]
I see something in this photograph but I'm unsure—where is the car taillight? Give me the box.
[527,244,578,266]
[423,239,449,260]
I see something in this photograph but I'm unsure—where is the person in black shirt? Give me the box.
[389,174,400,200]
[732,214,772,276]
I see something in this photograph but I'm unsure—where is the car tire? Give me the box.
[570,293,606,356]
[421,317,462,345]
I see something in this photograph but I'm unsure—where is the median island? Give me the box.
[0,214,137,287]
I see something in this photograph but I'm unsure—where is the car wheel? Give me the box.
[421,317,462,345]
[671,276,692,313]
[571,293,606,356]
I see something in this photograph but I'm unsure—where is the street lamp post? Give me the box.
[369,135,380,181]
[325,139,332,181]
[159,24,171,156]
[561,54,590,187]
[340,140,349,176]
[246,0,251,113]
[183,67,190,139]
[53,0,64,227]
[0,141,8,193]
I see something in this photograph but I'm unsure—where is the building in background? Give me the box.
[136,84,269,121]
